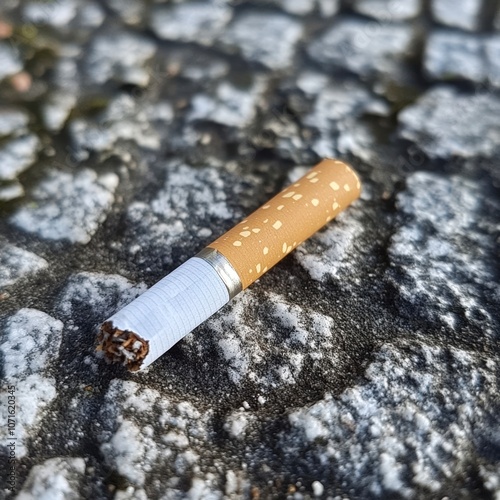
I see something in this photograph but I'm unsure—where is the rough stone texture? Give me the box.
[425,30,500,88]
[398,86,500,159]
[84,31,156,87]
[10,169,119,244]
[388,172,500,331]
[188,76,268,128]
[21,0,104,32]
[0,2,499,499]
[0,309,64,457]
[0,108,29,137]
[0,42,22,82]
[15,457,86,499]
[150,1,233,46]
[285,341,500,496]
[0,135,40,181]
[256,0,340,17]
[69,94,173,160]
[354,0,421,20]
[222,12,303,69]
[0,182,24,201]
[307,17,414,78]
[431,0,484,31]
[0,244,48,288]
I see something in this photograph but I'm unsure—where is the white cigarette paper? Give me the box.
[97,159,361,371]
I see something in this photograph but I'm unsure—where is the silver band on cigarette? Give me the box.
[196,247,242,299]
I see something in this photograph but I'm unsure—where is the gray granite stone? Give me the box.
[265,0,340,16]
[398,86,500,159]
[22,0,79,27]
[124,162,234,267]
[15,457,86,500]
[300,75,390,159]
[0,309,63,457]
[354,0,421,20]
[0,107,29,137]
[69,94,174,160]
[188,76,268,128]
[42,54,79,132]
[84,31,156,87]
[387,172,499,330]
[150,1,232,46]
[284,340,500,496]
[97,379,216,495]
[0,134,40,181]
[431,0,484,31]
[0,181,24,201]
[10,169,119,244]
[0,244,48,288]
[22,0,104,32]
[57,272,147,323]
[203,290,350,387]
[425,30,500,88]
[0,42,22,82]
[103,0,144,25]
[307,17,414,78]
[0,308,63,380]
[222,11,303,69]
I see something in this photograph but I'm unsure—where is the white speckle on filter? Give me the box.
[273,220,282,229]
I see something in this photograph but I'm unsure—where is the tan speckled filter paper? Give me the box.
[208,159,361,289]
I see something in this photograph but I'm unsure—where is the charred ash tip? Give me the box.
[96,321,149,372]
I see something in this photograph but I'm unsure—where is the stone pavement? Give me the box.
[0,0,499,498]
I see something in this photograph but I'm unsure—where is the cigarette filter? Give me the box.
[97,159,361,371]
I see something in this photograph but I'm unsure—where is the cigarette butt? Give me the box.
[97,159,361,371]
